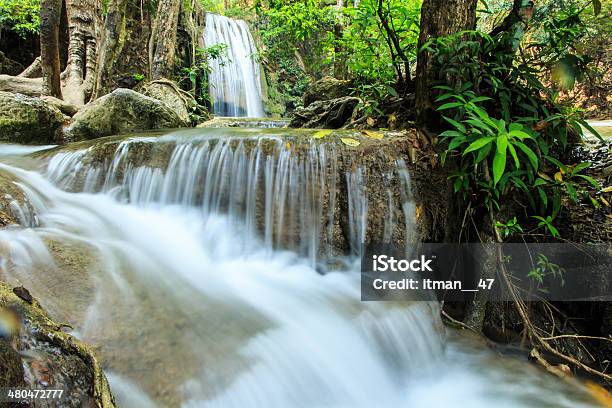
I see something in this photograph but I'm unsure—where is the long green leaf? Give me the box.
[515,143,539,170]
[493,148,507,185]
[464,137,496,154]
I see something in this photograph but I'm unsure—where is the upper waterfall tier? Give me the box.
[204,14,265,118]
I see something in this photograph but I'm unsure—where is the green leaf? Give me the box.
[575,174,601,189]
[493,148,507,185]
[515,143,539,170]
[507,143,520,168]
[497,134,508,154]
[438,102,464,110]
[464,137,496,154]
[508,130,533,140]
[572,162,591,174]
[443,116,466,133]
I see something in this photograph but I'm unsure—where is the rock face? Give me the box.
[0,91,64,144]
[67,88,188,140]
[0,282,116,407]
[289,96,360,128]
[303,76,352,108]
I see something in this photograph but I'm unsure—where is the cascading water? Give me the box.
[204,14,265,118]
[0,129,601,408]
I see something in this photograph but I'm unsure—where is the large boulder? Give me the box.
[67,88,188,140]
[0,91,64,144]
[139,80,196,124]
[289,96,360,128]
[303,76,352,108]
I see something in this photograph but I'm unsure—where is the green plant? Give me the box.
[527,253,565,289]
[132,73,145,82]
[496,217,523,239]
[0,0,39,37]
[180,43,230,107]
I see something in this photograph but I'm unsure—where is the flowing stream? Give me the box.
[0,128,602,408]
[204,14,265,117]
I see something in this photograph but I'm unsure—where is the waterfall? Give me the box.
[0,129,599,408]
[204,14,265,118]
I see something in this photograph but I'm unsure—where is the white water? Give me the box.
[204,14,265,117]
[0,131,600,408]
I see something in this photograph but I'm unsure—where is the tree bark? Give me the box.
[40,0,64,98]
[63,0,100,105]
[91,0,128,100]
[149,0,181,80]
[415,0,477,127]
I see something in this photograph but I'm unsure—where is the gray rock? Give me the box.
[0,91,64,144]
[303,76,352,108]
[67,88,188,140]
[289,96,360,128]
[140,80,193,124]
[0,51,24,76]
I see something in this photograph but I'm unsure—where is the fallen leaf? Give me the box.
[554,172,563,182]
[601,197,610,207]
[538,172,553,182]
[366,117,375,127]
[361,130,384,139]
[285,142,291,150]
[313,130,332,139]
[340,138,360,147]
[602,186,612,193]
[585,381,612,408]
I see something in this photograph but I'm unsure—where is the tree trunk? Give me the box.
[91,0,128,100]
[415,0,477,127]
[40,0,64,98]
[333,0,346,79]
[63,0,100,105]
[149,0,181,80]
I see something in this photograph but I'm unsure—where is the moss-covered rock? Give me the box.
[0,282,116,407]
[139,80,197,124]
[0,91,64,144]
[67,88,188,141]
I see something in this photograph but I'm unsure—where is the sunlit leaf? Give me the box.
[313,130,332,139]
[361,130,384,139]
[340,137,360,147]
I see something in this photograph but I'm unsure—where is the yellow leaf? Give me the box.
[285,142,291,150]
[313,129,332,139]
[340,137,360,147]
[366,117,375,127]
[601,197,610,207]
[538,172,553,182]
[585,381,612,408]
[361,130,384,139]
[554,172,563,182]
[602,186,612,193]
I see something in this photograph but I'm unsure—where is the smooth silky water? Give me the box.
[0,131,601,408]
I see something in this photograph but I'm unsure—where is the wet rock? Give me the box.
[67,88,188,141]
[197,117,289,128]
[0,74,42,96]
[0,339,25,387]
[0,282,116,407]
[303,76,352,108]
[0,171,38,227]
[289,96,360,129]
[0,91,64,144]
